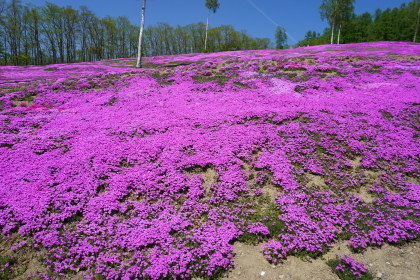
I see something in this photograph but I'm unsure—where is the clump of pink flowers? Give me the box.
[327,255,372,280]
[0,42,419,279]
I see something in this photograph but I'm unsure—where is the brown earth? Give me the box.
[223,241,420,280]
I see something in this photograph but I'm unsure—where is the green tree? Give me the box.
[304,30,318,41]
[0,0,6,64]
[336,0,355,44]
[300,0,419,46]
[4,0,23,65]
[0,0,271,65]
[62,6,79,62]
[320,0,355,44]
[340,12,371,43]
[23,5,43,64]
[275,26,287,49]
[102,16,118,59]
[116,16,132,58]
[204,0,220,51]
[41,3,64,63]
[320,0,339,44]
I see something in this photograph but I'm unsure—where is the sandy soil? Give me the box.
[223,241,420,280]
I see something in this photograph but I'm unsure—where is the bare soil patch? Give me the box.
[223,241,420,280]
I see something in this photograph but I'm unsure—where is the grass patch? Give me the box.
[366,48,389,51]
[152,72,175,85]
[0,255,28,280]
[11,94,35,107]
[192,75,234,85]
[103,97,117,106]
[238,204,285,244]
[282,66,307,72]
[191,266,228,280]
[0,255,17,280]
[316,68,338,73]
[326,259,373,280]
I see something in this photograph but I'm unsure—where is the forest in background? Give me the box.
[297,1,419,46]
[0,0,270,66]
[0,0,419,66]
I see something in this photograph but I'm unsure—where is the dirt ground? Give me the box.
[223,241,420,280]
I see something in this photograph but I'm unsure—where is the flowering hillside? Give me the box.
[0,42,419,280]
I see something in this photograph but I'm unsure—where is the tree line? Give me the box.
[0,0,270,66]
[144,22,271,57]
[298,0,420,46]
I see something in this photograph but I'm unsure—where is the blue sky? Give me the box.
[23,0,411,44]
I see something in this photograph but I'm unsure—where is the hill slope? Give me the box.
[0,42,419,279]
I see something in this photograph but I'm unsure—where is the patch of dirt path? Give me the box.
[223,242,420,280]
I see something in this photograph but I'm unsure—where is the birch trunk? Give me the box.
[136,0,146,68]
[414,8,420,43]
[204,9,210,51]
[330,21,335,45]
[337,24,341,44]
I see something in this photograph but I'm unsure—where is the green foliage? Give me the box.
[297,28,331,46]
[0,255,19,280]
[237,232,260,244]
[205,0,220,13]
[326,259,373,280]
[0,0,269,66]
[242,204,285,243]
[191,266,227,280]
[304,30,320,41]
[319,0,355,44]
[275,26,288,49]
[145,23,270,55]
[320,0,355,27]
[192,74,233,85]
[301,0,420,46]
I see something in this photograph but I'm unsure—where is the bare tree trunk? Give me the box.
[337,24,341,44]
[204,9,210,51]
[136,0,146,68]
[330,21,335,45]
[414,8,420,43]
